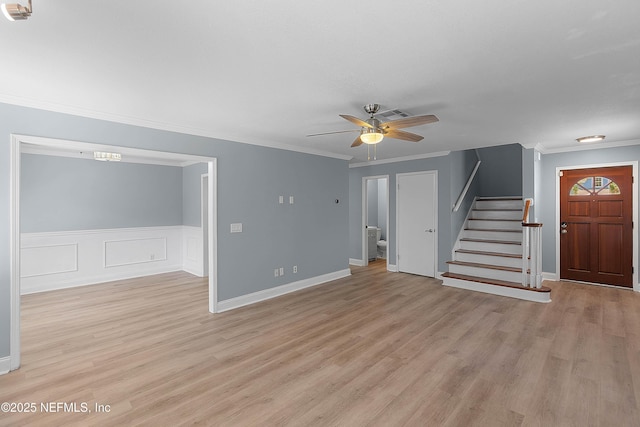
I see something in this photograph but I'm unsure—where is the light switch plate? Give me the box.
[230,223,242,233]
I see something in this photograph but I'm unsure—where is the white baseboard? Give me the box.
[349,258,364,266]
[0,356,10,375]
[20,266,184,295]
[388,264,398,272]
[542,272,558,281]
[217,269,352,313]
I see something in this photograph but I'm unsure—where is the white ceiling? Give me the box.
[1,1,639,163]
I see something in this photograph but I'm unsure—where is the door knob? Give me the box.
[561,229,567,234]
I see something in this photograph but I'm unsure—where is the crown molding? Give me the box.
[522,139,640,154]
[349,151,451,168]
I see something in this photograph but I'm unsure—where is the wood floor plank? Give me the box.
[1,261,640,426]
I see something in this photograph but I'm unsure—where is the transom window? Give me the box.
[570,176,620,196]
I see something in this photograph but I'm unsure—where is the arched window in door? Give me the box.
[569,176,621,196]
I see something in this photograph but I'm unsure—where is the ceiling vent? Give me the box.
[374,108,411,122]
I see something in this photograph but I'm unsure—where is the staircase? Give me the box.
[441,197,551,303]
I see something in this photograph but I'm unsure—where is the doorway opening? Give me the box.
[362,176,389,270]
[9,134,218,373]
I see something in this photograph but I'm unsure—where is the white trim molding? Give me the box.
[217,269,352,313]
[387,264,398,272]
[9,134,219,376]
[349,258,365,266]
[349,151,450,168]
[0,357,11,375]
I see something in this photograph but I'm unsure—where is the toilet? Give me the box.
[376,228,387,259]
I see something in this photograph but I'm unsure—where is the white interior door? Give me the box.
[397,171,437,277]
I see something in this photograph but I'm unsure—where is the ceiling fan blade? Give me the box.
[351,135,364,147]
[306,129,361,137]
[384,129,424,142]
[382,114,439,130]
[340,114,373,129]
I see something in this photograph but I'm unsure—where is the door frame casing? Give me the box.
[555,161,638,291]
[361,175,390,270]
[395,170,438,277]
[9,134,219,373]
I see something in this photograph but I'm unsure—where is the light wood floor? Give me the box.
[1,260,640,426]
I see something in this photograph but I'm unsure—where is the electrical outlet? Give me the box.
[279,195,284,204]
[274,269,279,278]
[293,265,298,274]
[279,267,284,276]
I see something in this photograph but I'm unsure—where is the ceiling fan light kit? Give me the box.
[360,127,384,144]
[1,0,31,21]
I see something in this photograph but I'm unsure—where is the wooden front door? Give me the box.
[560,166,633,288]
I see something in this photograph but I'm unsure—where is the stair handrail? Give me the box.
[453,160,481,212]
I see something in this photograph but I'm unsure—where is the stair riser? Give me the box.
[463,230,522,242]
[470,210,522,220]
[455,252,523,269]
[460,240,522,255]
[448,265,522,283]
[441,277,551,303]
[467,219,522,230]
[475,200,524,210]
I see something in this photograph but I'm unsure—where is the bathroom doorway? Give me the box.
[362,175,389,270]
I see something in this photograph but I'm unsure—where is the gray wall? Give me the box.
[349,150,479,271]
[182,163,208,227]
[536,144,640,275]
[20,154,183,232]
[477,144,523,197]
[0,102,349,360]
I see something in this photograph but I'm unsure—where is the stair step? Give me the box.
[459,238,522,255]
[455,249,521,259]
[441,272,551,293]
[446,260,521,273]
[473,209,522,211]
[476,197,523,202]
[465,228,520,233]
[460,238,521,245]
[455,249,523,269]
[475,198,524,210]
[467,219,522,230]
[470,210,523,221]
[447,260,523,282]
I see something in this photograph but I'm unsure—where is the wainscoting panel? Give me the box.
[21,243,78,278]
[104,237,167,268]
[20,226,185,294]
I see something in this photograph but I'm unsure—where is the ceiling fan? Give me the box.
[307,104,439,147]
